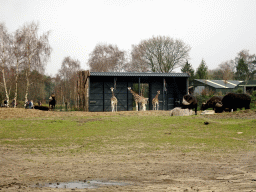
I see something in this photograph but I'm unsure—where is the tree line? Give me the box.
[0,22,81,108]
[182,50,256,85]
[1,21,256,108]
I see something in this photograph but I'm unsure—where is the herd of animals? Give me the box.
[111,87,252,114]
[181,92,251,115]
[3,88,250,114]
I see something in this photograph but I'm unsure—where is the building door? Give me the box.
[131,83,149,110]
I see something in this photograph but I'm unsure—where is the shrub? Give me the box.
[250,91,256,110]
[235,88,243,94]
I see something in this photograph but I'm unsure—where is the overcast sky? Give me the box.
[1,0,256,76]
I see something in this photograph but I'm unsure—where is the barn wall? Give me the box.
[165,77,187,110]
[89,75,188,112]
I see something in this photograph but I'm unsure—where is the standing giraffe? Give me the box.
[110,87,118,112]
[128,87,148,111]
[152,90,160,110]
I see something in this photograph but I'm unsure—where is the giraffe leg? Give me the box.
[136,102,138,111]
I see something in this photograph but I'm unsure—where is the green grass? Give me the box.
[0,114,255,155]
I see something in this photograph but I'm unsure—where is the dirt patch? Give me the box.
[1,108,256,191]
[1,149,256,191]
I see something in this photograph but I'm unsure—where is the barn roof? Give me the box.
[194,79,243,89]
[90,72,189,77]
[238,80,256,86]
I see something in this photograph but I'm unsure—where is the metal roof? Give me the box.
[238,80,256,86]
[90,72,189,77]
[194,79,243,89]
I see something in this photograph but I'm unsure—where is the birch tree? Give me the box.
[12,29,26,107]
[19,22,52,105]
[0,23,12,106]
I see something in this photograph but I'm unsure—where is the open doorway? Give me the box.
[132,83,149,110]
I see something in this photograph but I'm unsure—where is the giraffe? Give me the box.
[110,87,118,112]
[128,87,148,111]
[152,90,160,110]
[140,97,149,111]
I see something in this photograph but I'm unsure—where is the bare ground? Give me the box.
[1,108,256,192]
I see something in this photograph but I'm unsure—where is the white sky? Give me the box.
[1,0,256,76]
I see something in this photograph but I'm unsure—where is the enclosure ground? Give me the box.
[1,108,256,191]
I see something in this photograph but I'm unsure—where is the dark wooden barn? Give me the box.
[88,72,189,112]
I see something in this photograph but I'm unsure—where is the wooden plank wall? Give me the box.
[77,70,90,111]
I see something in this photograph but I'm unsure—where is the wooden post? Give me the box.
[77,70,90,111]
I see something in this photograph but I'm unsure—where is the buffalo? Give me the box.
[34,105,49,111]
[49,95,56,110]
[218,93,251,112]
[181,94,198,115]
[201,96,223,113]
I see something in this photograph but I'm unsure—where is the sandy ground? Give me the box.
[1,108,256,191]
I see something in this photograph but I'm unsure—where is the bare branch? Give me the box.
[129,36,191,73]
[89,43,126,72]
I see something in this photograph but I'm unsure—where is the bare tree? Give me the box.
[12,29,26,107]
[210,60,235,80]
[0,23,12,106]
[126,45,150,72]
[130,36,191,73]
[58,56,81,108]
[18,22,52,105]
[89,44,126,72]
[219,60,235,81]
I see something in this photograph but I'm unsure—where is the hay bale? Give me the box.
[200,110,215,115]
[170,107,195,116]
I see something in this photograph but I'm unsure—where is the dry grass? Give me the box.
[0,108,171,119]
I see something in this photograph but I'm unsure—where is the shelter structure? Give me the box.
[237,80,256,93]
[192,79,243,95]
[88,72,189,112]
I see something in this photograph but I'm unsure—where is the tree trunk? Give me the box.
[1,68,10,107]
[24,56,31,107]
[14,60,19,108]
[24,70,30,107]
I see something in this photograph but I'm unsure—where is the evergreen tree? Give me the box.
[195,59,208,79]
[181,61,195,84]
[235,58,249,80]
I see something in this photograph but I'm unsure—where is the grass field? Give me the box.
[1,110,255,154]
[1,108,256,191]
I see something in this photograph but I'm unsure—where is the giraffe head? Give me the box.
[157,90,160,95]
[127,87,131,90]
[110,87,114,92]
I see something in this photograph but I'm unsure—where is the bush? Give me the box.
[251,90,256,97]
[250,91,256,110]
[235,88,243,94]
[195,94,212,111]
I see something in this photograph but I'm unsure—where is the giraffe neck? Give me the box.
[129,89,137,96]
[129,89,141,100]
